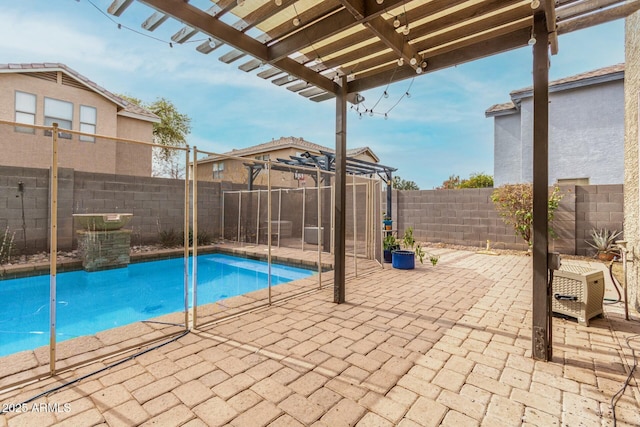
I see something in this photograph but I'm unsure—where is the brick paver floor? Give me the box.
[1,248,639,426]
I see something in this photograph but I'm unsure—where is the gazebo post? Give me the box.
[532,12,551,361]
[334,75,347,304]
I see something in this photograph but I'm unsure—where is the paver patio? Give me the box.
[1,247,639,426]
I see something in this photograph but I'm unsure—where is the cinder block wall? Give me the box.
[0,165,625,256]
[575,185,624,256]
[0,166,224,253]
[395,185,623,255]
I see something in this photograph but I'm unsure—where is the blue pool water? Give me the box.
[0,254,314,357]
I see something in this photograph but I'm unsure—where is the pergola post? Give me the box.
[334,75,347,303]
[532,12,551,361]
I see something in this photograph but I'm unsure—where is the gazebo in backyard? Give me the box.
[109,0,640,361]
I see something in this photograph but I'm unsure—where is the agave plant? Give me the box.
[586,228,622,257]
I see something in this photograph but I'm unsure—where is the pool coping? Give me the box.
[0,244,333,280]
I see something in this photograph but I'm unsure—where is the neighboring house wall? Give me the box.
[491,70,624,186]
[0,72,153,176]
[493,113,522,183]
[624,11,640,312]
[115,116,153,177]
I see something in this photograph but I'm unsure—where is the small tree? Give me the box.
[459,172,493,188]
[392,176,419,190]
[437,172,493,189]
[490,184,563,247]
[436,174,461,189]
[119,95,191,178]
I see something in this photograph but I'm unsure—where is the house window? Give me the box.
[15,91,36,134]
[79,105,97,142]
[44,97,73,139]
[255,154,270,161]
[213,161,224,179]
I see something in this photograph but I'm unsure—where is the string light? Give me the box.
[397,58,404,66]
[531,0,540,9]
[293,17,300,26]
[393,17,400,28]
[383,91,389,99]
[416,67,422,74]
[528,28,537,45]
[376,0,384,4]
[275,0,282,5]
[409,57,417,66]
[402,25,410,36]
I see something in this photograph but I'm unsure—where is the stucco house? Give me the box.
[195,136,380,188]
[0,63,159,176]
[486,64,624,187]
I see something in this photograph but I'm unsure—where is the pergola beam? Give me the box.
[557,0,640,33]
[349,26,530,93]
[543,0,559,54]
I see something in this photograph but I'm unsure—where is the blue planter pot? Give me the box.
[383,245,400,263]
[392,250,415,269]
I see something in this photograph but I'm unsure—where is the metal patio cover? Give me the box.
[107,0,638,103]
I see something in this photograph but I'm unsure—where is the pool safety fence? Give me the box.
[0,120,381,386]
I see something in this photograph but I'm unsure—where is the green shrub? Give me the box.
[189,229,212,246]
[158,229,183,248]
[491,184,563,247]
[0,226,15,265]
[159,228,213,248]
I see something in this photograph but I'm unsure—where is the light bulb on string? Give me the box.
[287,74,294,81]
[293,17,300,26]
[409,57,417,66]
[384,113,388,120]
[359,113,363,120]
[275,0,282,5]
[531,0,540,9]
[383,90,389,99]
[416,67,422,74]
[393,17,400,28]
[406,91,411,98]
[421,60,427,69]
[376,0,384,4]
[402,26,410,36]
[528,28,537,45]
[369,110,374,117]
[397,58,404,66]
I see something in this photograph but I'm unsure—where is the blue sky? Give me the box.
[0,0,626,189]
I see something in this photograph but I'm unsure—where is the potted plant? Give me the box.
[383,234,400,263]
[382,214,393,231]
[391,227,438,269]
[586,228,622,261]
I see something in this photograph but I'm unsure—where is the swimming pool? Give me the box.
[0,253,314,357]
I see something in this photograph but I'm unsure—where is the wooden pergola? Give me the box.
[108,0,640,361]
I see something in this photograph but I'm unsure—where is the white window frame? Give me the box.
[44,97,73,139]
[79,105,97,142]
[213,161,225,179]
[15,91,36,134]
